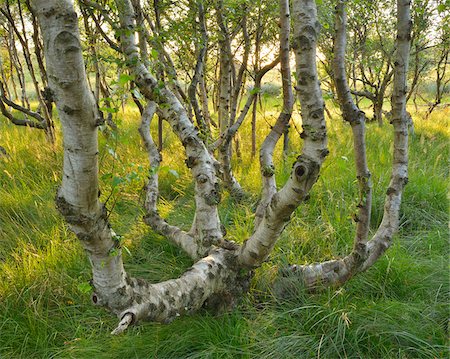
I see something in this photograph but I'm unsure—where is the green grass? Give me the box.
[0,100,448,358]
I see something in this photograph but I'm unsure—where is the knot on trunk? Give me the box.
[55,194,108,241]
[262,164,275,177]
[204,182,221,206]
[293,155,322,192]
[300,122,326,141]
[55,194,90,226]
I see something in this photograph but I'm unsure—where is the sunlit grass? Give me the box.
[0,98,448,358]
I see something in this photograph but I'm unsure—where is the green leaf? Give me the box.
[112,176,124,186]
[151,49,159,59]
[101,172,113,180]
[159,165,170,173]
[118,74,133,85]
[77,282,92,294]
[109,248,119,257]
[99,106,119,114]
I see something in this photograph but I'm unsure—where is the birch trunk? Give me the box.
[255,0,294,227]
[115,0,224,252]
[34,0,132,312]
[34,0,247,334]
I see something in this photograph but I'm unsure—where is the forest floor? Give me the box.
[0,99,448,358]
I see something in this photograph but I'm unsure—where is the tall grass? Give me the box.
[0,100,448,358]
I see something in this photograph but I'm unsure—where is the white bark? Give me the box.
[332,0,372,257]
[255,0,294,228]
[215,1,245,199]
[34,0,133,312]
[33,0,412,333]
[139,102,200,259]
[284,0,411,288]
[239,0,328,268]
[362,0,411,270]
[113,248,246,330]
[115,0,223,253]
[35,1,247,331]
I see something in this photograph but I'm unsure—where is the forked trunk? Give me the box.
[33,0,411,334]
[282,0,411,288]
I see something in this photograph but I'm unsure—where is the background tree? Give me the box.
[0,0,55,142]
[423,1,449,117]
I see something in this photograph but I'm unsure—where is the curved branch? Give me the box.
[0,82,47,125]
[239,0,328,268]
[138,102,200,259]
[284,0,411,288]
[34,0,248,336]
[255,0,294,228]
[111,249,246,328]
[115,0,223,252]
[350,89,376,101]
[363,0,411,269]
[0,99,46,129]
[333,0,372,250]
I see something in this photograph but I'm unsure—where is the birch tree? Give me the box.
[32,0,411,334]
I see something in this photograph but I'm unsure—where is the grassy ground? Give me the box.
[0,100,448,358]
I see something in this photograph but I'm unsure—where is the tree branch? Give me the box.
[284,0,411,288]
[138,102,200,259]
[0,82,47,128]
[239,0,328,268]
[115,0,223,251]
[255,0,294,228]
